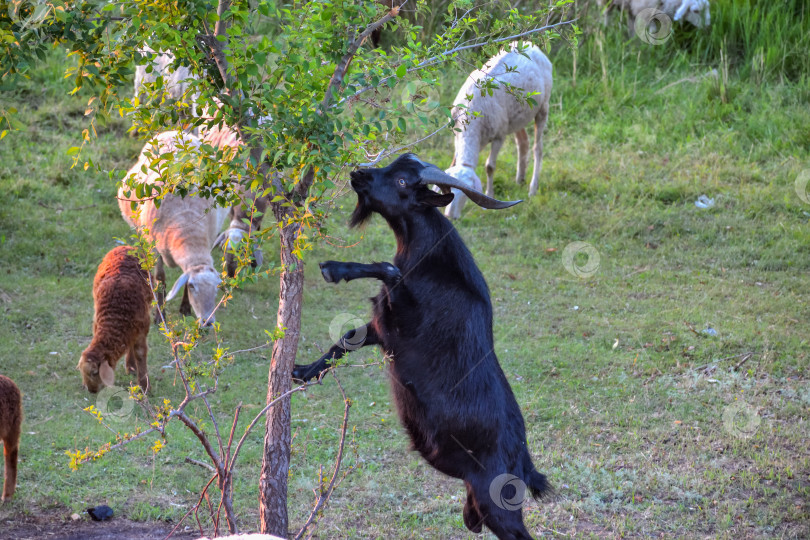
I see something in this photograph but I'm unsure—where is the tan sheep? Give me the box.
[0,375,22,501]
[78,245,152,394]
[119,131,230,326]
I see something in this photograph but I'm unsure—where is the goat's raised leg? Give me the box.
[528,106,549,197]
[292,323,380,382]
[514,129,529,185]
[485,137,505,198]
[318,261,401,287]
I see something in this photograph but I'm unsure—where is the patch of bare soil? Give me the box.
[0,514,201,540]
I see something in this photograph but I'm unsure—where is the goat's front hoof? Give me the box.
[292,363,318,383]
[319,261,343,283]
[383,263,401,282]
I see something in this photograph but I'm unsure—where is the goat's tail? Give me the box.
[526,467,553,500]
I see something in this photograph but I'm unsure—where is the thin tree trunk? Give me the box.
[259,214,304,536]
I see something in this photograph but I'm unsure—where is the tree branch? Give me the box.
[323,1,407,109]
[339,18,578,108]
[228,375,327,472]
[293,0,409,200]
[294,371,353,540]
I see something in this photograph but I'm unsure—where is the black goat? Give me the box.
[293,154,550,539]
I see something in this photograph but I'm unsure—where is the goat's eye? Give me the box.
[397,178,406,188]
[188,283,196,290]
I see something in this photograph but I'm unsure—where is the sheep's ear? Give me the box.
[166,272,190,302]
[99,361,115,387]
[213,230,228,250]
[418,191,455,208]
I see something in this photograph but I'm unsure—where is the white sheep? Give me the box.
[444,41,552,219]
[118,131,230,327]
[597,0,711,32]
[134,47,198,109]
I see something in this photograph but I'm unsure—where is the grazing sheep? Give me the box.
[78,246,152,394]
[293,155,547,539]
[118,131,230,327]
[597,0,711,32]
[0,374,22,502]
[444,42,552,219]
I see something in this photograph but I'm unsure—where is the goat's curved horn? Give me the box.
[417,165,522,210]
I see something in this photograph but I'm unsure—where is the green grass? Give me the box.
[1,4,810,539]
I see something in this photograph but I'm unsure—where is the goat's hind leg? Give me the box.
[319,261,401,287]
[292,322,380,382]
[463,483,485,534]
[467,471,534,540]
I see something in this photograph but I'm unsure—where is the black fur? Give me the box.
[293,154,549,539]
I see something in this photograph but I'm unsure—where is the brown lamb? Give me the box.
[78,245,152,393]
[0,374,22,501]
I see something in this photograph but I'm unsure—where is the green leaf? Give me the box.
[397,117,406,131]
[396,64,407,78]
[66,146,81,156]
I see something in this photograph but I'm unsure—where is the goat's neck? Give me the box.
[454,130,481,169]
[387,210,455,263]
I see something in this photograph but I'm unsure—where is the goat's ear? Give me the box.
[418,191,455,208]
[99,361,115,387]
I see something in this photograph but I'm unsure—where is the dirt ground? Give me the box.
[0,514,203,540]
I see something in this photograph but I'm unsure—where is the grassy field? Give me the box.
[1,2,809,539]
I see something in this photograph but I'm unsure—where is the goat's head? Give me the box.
[77,350,115,393]
[166,264,221,327]
[675,0,710,28]
[349,154,520,226]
